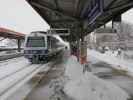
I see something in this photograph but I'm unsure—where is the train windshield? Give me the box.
[26,37,45,47]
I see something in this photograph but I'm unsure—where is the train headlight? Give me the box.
[42,50,45,54]
[33,50,38,54]
[24,50,28,54]
[42,50,48,54]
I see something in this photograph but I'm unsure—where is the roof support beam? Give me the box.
[50,19,76,23]
[105,2,133,14]
[74,0,80,16]
[30,2,78,21]
[106,0,118,10]
[54,0,60,10]
[109,1,133,10]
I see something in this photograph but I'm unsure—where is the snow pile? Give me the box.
[104,50,118,57]
[64,73,129,100]
[64,56,129,100]
[88,49,133,76]
[64,56,83,80]
[0,39,17,47]
[88,54,100,64]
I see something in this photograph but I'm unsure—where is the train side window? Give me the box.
[47,36,51,49]
[49,37,58,48]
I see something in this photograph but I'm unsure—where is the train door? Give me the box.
[47,36,52,50]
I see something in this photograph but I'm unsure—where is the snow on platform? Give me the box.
[63,56,129,100]
[87,49,133,76]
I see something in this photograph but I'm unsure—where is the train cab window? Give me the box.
[26,37,45,47]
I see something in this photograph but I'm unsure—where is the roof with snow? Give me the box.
[0,27,25,39]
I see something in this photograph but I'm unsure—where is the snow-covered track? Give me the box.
[0,53,23,61]
[0,57,51,100]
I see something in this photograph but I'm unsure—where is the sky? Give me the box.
[106,8,133,26]
[123,8,133,24]
[0,0,50,34]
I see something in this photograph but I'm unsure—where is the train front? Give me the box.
[24,32,48,63]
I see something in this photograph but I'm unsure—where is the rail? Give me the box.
[0,60,51,100]
[0,53,23,61]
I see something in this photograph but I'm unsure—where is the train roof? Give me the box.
[31,31,47,34]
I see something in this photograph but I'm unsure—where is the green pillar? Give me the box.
[17,39,21,52]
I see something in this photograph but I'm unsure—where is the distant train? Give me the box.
[24,31,67,63]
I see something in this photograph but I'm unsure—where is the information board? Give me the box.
[47,29,70,36]
[83,0,103,25]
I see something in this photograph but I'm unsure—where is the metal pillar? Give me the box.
[104,24,106,28]
[112,21,114,29]
[112,14,122,29]
[17,39,21,52]
[112,14,126,49]
[79,36,87,64]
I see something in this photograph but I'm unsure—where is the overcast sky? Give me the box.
[105,8,133,26]
[0,0,50,34]
[0,0,133,34]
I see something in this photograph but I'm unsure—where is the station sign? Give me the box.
[47,29,70,36]
[83,0,103,25]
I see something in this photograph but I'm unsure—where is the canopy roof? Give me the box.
[0,27,25,39]
[27,0,133,39]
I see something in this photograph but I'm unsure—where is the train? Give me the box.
[24,31,68,63]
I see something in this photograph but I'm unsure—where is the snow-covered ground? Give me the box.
[63,56,129,100]
[103,50,133,62]
[1,49,131,100]
[0,39,17,47]
[88,49,133,76]
[0,38,21,56]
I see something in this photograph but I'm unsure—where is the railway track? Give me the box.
[0,57,53,100]
[0,53,23,61]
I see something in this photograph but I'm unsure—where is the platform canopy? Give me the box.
[0,27,25,39]
[27,0,133,40]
